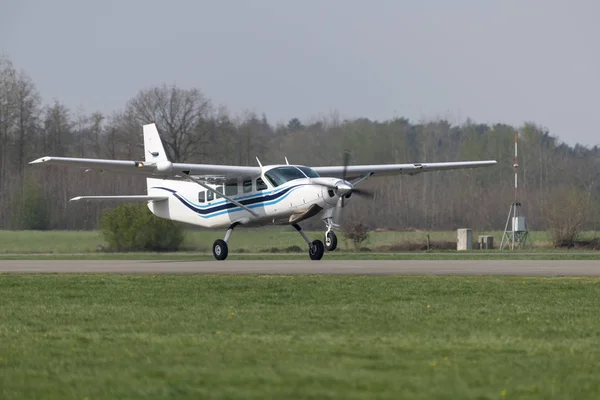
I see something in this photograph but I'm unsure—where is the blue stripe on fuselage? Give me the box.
[152,184,304,218]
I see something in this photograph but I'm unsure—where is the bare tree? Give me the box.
[544,187,589,247]
[125,84,213,162]
[13,71,41,175]
[88,112,104,158]
[0,56,17,226]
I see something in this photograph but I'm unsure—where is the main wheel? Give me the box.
[325,231,338,251]
[213,239,228,261]
[309,239,325,261]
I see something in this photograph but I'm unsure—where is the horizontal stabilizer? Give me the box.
[69,195,168,202]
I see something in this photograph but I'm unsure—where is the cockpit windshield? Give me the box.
[297,166,320,178]
[264,166,320,187]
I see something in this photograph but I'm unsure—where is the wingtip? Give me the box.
[69,197,82,202]
[29,157,49,164]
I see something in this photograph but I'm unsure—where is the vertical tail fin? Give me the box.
[143,123,168,163]
[143,123,169,195]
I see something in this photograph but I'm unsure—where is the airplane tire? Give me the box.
[309,239,325,260]
[213,239,228,261]
[325,231,338,251]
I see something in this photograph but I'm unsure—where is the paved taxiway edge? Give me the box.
[0,260,599,275]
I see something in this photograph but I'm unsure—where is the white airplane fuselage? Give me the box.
[147,175,345,229]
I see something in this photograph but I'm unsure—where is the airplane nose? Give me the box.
[335,181,353,196]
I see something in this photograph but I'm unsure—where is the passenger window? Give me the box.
[215,186,223,199]
[243,180,252,193]
[207,191,214,201]
[225,183,238,196]
[256,177,268,191]
[198,191,205,203]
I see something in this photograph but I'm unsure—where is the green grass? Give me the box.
[1,229,598,254]
[1,275,600,399]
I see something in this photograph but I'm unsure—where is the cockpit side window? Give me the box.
[264,166,307,187]
[256,177,268,191]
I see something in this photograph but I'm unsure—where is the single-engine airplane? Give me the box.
[30,123,496,260]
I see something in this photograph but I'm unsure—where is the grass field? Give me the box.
[1,275,600,399]
[1,229,598,254]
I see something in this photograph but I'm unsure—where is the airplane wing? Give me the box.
[312,160,497,179]
[30,124,495,183]
[29,156,261,181]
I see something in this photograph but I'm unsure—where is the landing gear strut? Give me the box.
[212,222,239,261]
[324,217,338,251]
[292,223,324,261]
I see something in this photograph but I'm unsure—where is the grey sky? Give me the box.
[2,0,599,146]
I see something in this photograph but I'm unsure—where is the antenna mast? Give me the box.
[500,130,532,250]
[514,130,518,205]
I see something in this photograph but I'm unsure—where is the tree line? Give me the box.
[1,54,598,233]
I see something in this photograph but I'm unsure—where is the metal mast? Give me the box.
[500,130,532,250]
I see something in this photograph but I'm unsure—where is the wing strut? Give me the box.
[184,174,259,217]
[351,172,374,186]
[69,195,168,202]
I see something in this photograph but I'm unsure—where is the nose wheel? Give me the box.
[323,217,338,251]
[325,231,338,251]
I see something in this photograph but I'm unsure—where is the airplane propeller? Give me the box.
[338,151,374,205]
[308,151,374,224]
[332,151,374,224]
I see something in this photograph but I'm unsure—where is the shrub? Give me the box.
[100,203,184,252]
[343,222,370,251]
[544,188,588,248]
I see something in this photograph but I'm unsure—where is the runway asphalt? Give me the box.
[0,260,599,275]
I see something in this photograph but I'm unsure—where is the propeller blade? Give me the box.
[342,150,350,182]
[334,196,343,223]
[352,188,375,198]
[341,150,351,207]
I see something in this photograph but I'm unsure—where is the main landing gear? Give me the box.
[292,223,324,261]
[324,217,338,251]
[212,222,239,261]
[212,222,327,261]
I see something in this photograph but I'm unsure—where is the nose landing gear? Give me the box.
[325,231,338,251]
[324,217,338,251]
